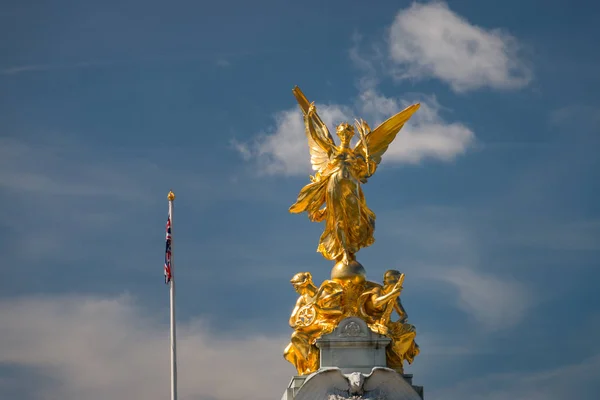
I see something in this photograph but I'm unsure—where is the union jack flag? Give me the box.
[164,216,172,284]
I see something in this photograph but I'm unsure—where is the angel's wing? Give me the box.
[293,86,336,171]
[293,368,351,400]
[353,103,420,165]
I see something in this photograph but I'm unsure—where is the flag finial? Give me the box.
[168,190,176,201]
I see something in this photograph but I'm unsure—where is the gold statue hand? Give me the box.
[307,101,316,116]
[392,280,404,294]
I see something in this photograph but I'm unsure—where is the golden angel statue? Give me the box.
[289,86,420,263]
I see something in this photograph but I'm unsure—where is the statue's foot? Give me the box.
[341,253,349,264]
[339,251,356,265]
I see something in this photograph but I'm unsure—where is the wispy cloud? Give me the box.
[0,48,293,76]
[380,206,537,331]
[388,1,532,92]
[503,218,600,251]
[0,135,228,267]
[216,58,231,67]
[0,295,293,400]
[0,61,117,75]
[7,294,588,400]
[549,104,600,128]
[357,90,474,164]
[231,103,352,175]
[0,137,157,201]
[381,205,481,267]
[0,137,150,266]
[432,353,600,400]
[234,4,478,176]
[430,266,535,331]
[233,89,473,176]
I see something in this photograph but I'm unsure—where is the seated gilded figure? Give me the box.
[359,270,420,373]
[284,272,344,375]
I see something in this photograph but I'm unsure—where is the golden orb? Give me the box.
[331,260,366,284]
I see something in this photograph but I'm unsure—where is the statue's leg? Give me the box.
[388,323,418,367]
[386,346,404,374]
[336,221,349,262]
[284,342,303,374]
[284,342,295,363]
[291,331,310,360]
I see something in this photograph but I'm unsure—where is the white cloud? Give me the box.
[381,206,534,331]
[389,1,532,92]
[384,206,479,260]
[233,4,490,176]
[0,137,155,264]
[432,353,600,400]
[232,104,352,175]
[234,92,474,176]
[549,104,600,128]
[2,294,591,400]
[0,61,117,75]
[0,295,293,400]
[431,267,534,331]
[216,58,231,67]
[358,90,474,164]
[504,218,600,251]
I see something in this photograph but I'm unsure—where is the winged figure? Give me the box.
[289,86,420,264]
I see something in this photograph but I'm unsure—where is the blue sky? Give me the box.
[1,0,599,399]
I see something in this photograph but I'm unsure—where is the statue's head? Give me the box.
[290,272,313,293]
[336,123,355,146]
[383,269,402,286]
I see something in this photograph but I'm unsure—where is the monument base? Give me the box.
[281,318,423,399]
[281,368,423,400]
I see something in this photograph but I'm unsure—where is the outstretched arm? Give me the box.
[371,288,401,308]
[293,86,336,172]
[305,103,334,156]
[370,279,404,308]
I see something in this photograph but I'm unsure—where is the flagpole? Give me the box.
[168,190,178,400]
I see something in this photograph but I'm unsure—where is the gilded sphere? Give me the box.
[331,260,366,283]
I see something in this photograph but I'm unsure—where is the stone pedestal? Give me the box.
[281,318,424,400]
[316,317,390,374]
